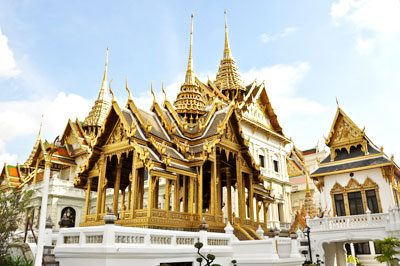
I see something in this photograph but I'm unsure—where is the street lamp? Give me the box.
[35,136,60,266]
[303,225,313,264]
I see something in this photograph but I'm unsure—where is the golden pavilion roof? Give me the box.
[214,11,245,99]
[83,47,111,129]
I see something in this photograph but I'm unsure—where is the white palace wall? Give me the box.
[320,168,395,213]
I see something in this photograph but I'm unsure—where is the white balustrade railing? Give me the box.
[56,225,231,248]
[307,207,400,232]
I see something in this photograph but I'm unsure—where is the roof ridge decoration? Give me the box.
[324,106,368,161]
[214,10,245,101]
[83,47,111,134]
[174,14,206,123]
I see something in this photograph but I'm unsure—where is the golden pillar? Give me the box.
[198,166,203,219]
[183,176,187,212]
[210,155,217,216]
[165,179,170,212]
[127,182,132,211]
[96,155,107,218]
[249,174,254,222]
[113,159,122,216]
[147,174,153,217]
[84,177,92,222]
[226,168,232,223]
[130,151,138,217]
[236,154,244,221]
[174,176,180,212]
[188,177,194,214]
[216,159,222,215]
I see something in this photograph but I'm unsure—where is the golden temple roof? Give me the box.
[83,47,111,130]
[214,11,244,99]
[174,14,206,120]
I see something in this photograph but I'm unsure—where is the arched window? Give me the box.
[60,207,76,227]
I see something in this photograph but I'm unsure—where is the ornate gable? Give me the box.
[287,158,304,177]
[325,107,368,160]
[345,178,362,190]
[331,182,344,194]
[243,98,273,131]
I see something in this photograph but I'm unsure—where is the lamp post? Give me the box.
[35,136,60,266]
[303,225,312,264]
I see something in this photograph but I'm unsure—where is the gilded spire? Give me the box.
[184,13,195,85]
[99,47,109,101]
[224,10,232,60]
[305,171,311,196]
[174,13,206,121]
[215,11,244,100]
[83,47,111,131]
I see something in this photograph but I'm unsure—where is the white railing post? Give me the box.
[394,206,400,231]
[389,207,395,231]
[256,225,265,239]
[366,209,371,227]
[224,222,238,242]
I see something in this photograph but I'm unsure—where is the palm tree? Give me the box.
[375,237,400,266]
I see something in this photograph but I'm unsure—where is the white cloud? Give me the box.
[259,27,297,43]
[0,140,17,167]
[331,0,400,54]
[0,27,19,78]
[241,62,325,121]
[0,92,92,165]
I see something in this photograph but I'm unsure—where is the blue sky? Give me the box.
[1,0,400,165]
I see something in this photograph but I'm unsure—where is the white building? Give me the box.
[308,106,400,266]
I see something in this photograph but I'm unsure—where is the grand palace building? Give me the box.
[1,12,294,238]
[2,11,399,266]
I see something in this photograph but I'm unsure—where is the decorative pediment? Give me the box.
[363,177,378,189]
[222,122,239,144]
[331,182,344,194]
[345,178,361,190]
[106,121,128,145]
[242,99,273,131]
[287,158,304,177]
[325,107,368,160]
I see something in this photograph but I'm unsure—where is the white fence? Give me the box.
[53,222,303,266]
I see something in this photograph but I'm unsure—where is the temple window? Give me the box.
[348,191,364,215]
[334,194,346,216]
[366,189,379,213]
[259,155,265,168]
[331,177,382,216]
[273,160,279,173]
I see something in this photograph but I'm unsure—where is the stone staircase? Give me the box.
[43,246,59,266]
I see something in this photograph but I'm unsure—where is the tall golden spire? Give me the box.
[223,10,232,60]
[305,171,311,197]
[215,10,244,100]
[174,13,206,121]
[83,47,111,133]
[98,47,109,101]
[184,14,195,85]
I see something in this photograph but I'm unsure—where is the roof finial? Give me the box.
[162,80,167,102]
[336,96,339,107]
[38,114,43,139]
[184,13,195,85]
[99,47,109,101]
[126,76,132,100]
[109,79,115,102]
[224,10,232,59]
[151,81,156,103]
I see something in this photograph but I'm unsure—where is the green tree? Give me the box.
[194,242,220,266]
[0,188,32,257]
[375,237,400,266]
